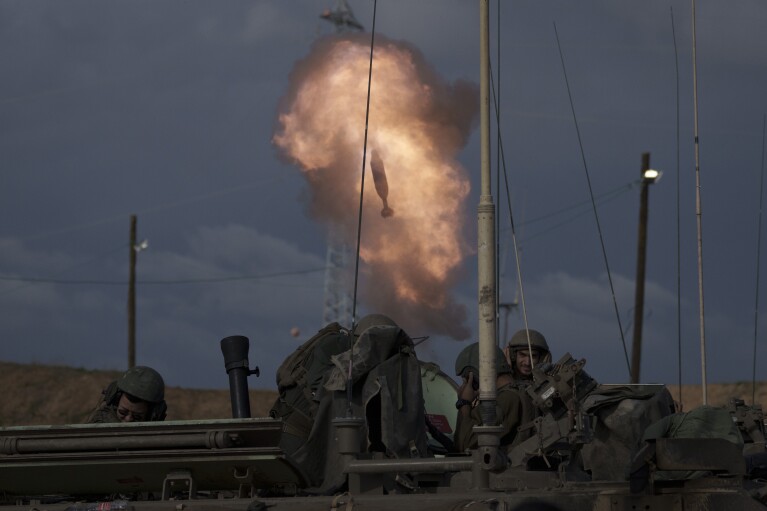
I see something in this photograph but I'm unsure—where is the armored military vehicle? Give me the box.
[2,331,767,511]
[3,3,767,510]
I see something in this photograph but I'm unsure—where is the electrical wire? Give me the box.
[512,186,634,246]
[348,0,379,416]
[489,60,535,369]
[0,243,127,296]
[0,267,326,286]
[553,22,631,378]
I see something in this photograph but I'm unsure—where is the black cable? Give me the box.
[489,57,536,360]
[553,22,631,378]
[0,243,127,296]
[497,0,502,342]
[0,267,325,286]
[513,187,634,246]
[348,0,378,415]
[515,180,637,228]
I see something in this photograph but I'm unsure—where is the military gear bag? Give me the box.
[274,322,348,396]
[270,322,350,444]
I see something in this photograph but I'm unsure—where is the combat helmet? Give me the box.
[116,366,165,403]
[353,313,398,337]
[455,342,512,379]
[507,329,552,365]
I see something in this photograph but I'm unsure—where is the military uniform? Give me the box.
[88,404,122,424]
[453,342,536,453]
[454,382,534,452]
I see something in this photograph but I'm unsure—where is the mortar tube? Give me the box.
[220,335,252,418]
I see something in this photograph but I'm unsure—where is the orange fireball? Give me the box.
[273,34,477,340]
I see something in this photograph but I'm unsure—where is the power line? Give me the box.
[0,267,326,287]
[500,179,637,244]
[0,243,128,297]
[518,180,637,227]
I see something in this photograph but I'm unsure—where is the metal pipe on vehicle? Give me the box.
[1,431,235,454]
[220,335,256,418]
[346,457,475,474]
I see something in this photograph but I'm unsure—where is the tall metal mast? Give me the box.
[473,0,504,487]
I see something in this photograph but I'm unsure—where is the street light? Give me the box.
[643,168,662,183]
[630,153,660,384]
[128,216,149,370]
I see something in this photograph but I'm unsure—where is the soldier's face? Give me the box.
[515,349,540,376]
[116,394,149,422]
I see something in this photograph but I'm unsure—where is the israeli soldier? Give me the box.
[504,329,552,384]
[453,342,536,452]
[87,366,167,423]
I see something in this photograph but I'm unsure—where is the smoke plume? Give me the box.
[273,34,478,340]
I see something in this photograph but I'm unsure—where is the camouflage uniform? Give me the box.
[453,343,535,452]
[88,404,122,424]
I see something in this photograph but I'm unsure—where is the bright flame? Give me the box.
[273,34,477,340]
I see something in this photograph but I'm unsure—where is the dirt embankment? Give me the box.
[0,361,278,427]
[1,361,765,427]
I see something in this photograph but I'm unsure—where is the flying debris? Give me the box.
[320,0,364,32]
[369,149,394,218]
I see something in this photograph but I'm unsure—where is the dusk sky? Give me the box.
[1,1,766,396]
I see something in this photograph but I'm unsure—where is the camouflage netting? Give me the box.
[580,385,676,480]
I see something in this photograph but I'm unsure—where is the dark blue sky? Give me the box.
[1,1,766,391]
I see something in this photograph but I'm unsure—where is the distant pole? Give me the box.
[631,153,657,384]
[128,214,137,369]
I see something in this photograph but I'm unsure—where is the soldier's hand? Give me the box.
[459,371,478,401]
[503,345,513,367]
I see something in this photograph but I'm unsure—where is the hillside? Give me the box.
[1,361,765,427]
[0,361,278,427]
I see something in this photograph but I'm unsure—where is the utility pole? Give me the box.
[630,153,660,383]
[128,215,137,369]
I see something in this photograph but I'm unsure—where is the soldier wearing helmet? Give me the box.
[504,329,552,385]
[87,366,167,423]
[453,342,535,452]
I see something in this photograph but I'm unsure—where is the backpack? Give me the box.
[275,322,348,391]
[270,322,350,442]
